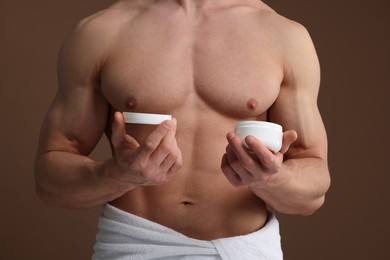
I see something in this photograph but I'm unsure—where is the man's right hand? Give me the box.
[110,112,182,187]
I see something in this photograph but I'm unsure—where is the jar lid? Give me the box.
[123,112,172,125]
[235,121,282,131]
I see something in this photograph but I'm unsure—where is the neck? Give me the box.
[176,0,231,14]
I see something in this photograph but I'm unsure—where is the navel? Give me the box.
[126,96,138,110]
[180,201,194,207]
[247,98,258,111]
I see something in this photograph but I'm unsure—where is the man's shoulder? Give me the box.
[256,8,314,55]
[252,5,319,83]
[72,2,142,41]
[59,3,141,61]
[254,6,309,39]
[75,9,120,38]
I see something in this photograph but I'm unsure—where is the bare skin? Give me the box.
[35,0,330,240]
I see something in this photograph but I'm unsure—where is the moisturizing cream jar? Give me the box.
[234,121,283,153]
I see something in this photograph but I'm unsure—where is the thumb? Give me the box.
[279,130,298,154]
[111,112,139,150]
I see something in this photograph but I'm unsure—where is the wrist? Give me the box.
[249,164,291,197]
[100,158,137,195]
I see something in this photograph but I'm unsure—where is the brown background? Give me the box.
[1,0,389,259]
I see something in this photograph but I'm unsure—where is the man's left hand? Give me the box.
[221,130,297,188]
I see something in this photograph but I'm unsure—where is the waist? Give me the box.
[94,204,283,260]
[110,177,267,240]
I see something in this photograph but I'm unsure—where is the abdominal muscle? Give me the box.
[110,169,268,240]
[109,109,269,240]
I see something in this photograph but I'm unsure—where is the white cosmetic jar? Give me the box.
[123,112,172,125]
[234,121,283,153]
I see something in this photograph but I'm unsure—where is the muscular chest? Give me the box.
[101,10,283,118]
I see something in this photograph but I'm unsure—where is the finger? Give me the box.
[138,119,175,159]
[226,132,261,174]
[111,112,139,150]
[279,130,298,154]
[111,112,125,148]
[245,136,280,172]
[225,145,255,179]
[149,118,178,164]
[167,148,183,175]
[156,147,182,185]
[159,147,179,173]
[221,153,243,187]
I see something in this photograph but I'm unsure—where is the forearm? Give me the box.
[251,157,330,216]
[34,151,134,209]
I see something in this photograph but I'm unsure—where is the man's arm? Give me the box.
[34,16,126,208]
[34,15,182,209]
[221,22,330,215]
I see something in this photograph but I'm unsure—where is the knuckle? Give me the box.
[270,164,282,174]
[239,174,251,185]
[174,156,183,169]
[231,159,241,169]
[263,165,279,175]
[164,171,176,182]
[141,163,157,178]
[264,156,282,173]
[264,154,275,165]
[176,161,183,169]
[242,158,254,169]
[172,148,181,160]
[157,123,171,134]
[227,154,238,165]
[160,142,173,154]
[156,170,176,185]
[143,141,157,151]
[128,161,140,172]
[169,165,180,175]
[128,156,145,171]
[231,179,243,187]
[221,164,229,172]
[113,139,125,150]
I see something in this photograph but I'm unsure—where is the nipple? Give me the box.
[247,98,258,111]
[126,96,138,110]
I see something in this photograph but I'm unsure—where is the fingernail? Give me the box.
[171,118,177,126]
[163,121,172,129]
[227,132,235,140]
[246,136,254,144]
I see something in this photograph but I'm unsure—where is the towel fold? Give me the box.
[93,203,283,260]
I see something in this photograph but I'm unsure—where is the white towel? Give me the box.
[93,203,283,260]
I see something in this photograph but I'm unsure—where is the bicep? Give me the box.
[39,86,108,156]
[37,21,109,156]
[269,24,327,160]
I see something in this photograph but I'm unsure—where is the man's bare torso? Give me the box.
[83,0,286,240]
